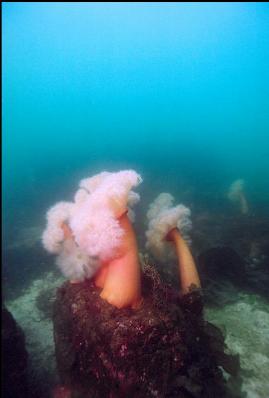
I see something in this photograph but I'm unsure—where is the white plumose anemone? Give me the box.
[55,238,99,281]
[79,171,112,194]
[42,201,93,281]
[77,171,141,222]
[146,193,192,261]
[42,201,73,254]
[42,170,142,282]
[227,179,245,201]
[146,193,174,220]
[70,170,142,263]
[227,179,249,214]
[74,188,89,205]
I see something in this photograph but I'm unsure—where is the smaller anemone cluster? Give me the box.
[227,179,245,201]
[145,193,192,261]
[227,179,249,215]
[42,170,142,282]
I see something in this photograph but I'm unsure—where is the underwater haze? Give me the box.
[2,3,269,398]
[3,2,269,231]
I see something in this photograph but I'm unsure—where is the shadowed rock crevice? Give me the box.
[2,307,29,398]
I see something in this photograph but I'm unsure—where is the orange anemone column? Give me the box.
[99,212,142,309]
[166,228,201,295]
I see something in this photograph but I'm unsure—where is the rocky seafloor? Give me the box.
[2,209,269,397]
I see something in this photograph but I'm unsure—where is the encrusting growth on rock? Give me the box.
[53,263,241,398]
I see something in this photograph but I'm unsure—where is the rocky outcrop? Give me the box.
[2,307,28,398]
[53,265,240,397]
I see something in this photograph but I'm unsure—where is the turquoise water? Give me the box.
[3,3,269,230]
[2,3,269,397]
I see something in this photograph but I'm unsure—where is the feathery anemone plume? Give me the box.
[42,201,73,254]
[70,170,142,262]
[146,193,192,261]
[55,238,99,282]
[146,193,200,294]
[42,170,142,305]
[42,201,96,281]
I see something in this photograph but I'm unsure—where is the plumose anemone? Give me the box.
[42,201,73,254]
[41,173,241,397]
[42,169,143,309]
[146,192,192,260]
[227,179,249,215]
[42,202,94,282]
[146,193,200,294]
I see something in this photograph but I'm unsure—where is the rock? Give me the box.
[1,306,28,398]
[198,247,246,285]
[53,265,240,397]
[198,246,269,301]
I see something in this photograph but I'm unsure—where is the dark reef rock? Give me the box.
[198,247,246,285]
[53,265,241,398]
[1,307,28,398]
[36,285,57,320]
[198,245,269,302]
